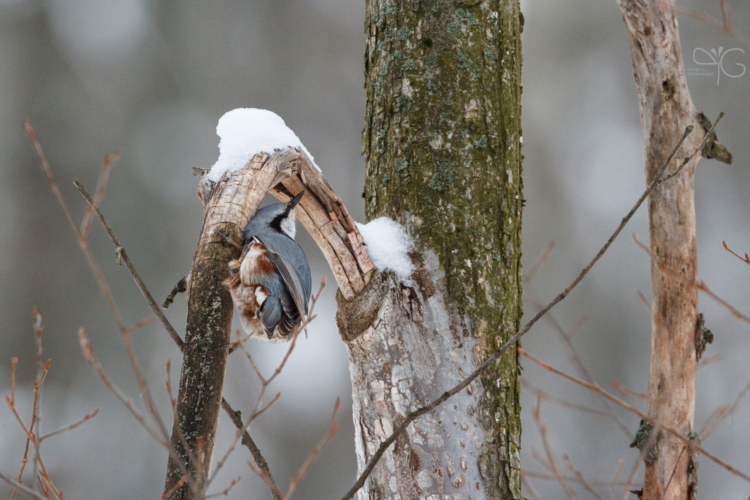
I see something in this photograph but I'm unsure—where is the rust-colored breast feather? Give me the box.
[239,242,275,278]
[223,241,274,339]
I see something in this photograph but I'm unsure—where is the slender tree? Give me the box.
[617,1,731,498]
[337,1,525,498]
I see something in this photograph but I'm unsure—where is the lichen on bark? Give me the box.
[361,0,524,498]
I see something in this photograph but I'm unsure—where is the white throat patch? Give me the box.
[280,209,297,239]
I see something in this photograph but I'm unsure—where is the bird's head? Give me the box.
[244,191,304,240]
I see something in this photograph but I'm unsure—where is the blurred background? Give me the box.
[0,0,748,498]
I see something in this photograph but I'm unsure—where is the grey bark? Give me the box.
[337,1,525,499]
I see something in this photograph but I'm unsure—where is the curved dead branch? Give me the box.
[198,149,374,299]
[165,149,373,499]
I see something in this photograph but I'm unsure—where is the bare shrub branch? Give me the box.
[519,348,750,483]
[283,398,342,500]
[532,397,579,500]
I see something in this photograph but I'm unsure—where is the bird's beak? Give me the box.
[288,191,304,209]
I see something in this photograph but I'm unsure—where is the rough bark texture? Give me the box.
[164,151,373,499]
[338,1,524,498]
[618,2,704,498]
[164,155,282,499]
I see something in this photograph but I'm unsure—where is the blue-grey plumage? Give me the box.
[224,191,312,341]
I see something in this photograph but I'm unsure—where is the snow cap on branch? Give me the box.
[357,217,414,285]
[207,108,320,183]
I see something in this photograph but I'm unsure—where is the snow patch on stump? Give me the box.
[357,218,415,285]
[207,108,319,183]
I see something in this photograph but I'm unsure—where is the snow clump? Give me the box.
[357,217,415,285]
[207,108,319,183]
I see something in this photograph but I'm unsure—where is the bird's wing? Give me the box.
[257,236,309,319]
[259,298,282,339]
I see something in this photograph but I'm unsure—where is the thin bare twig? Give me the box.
[636,290,651,315]
[341,119,719,500]
[220,399,284,500]
[532,397,579,500]
[610,459,624,500]
[161,476,187,500]
[524,241,555,282]
[6,379,62,500]
[611,380,647,401]
[75,180,184,349]
[8,313,99,500]
[206,477,242,498]
[522,379,613,419]
[699,404,730,440]
[677,5,749,50]
[563,455,605,500]
[26,123,173,453]
[248,461,279,497]
[700,377,750,440]
[208,392,282,493]
[620,454,643,500]
[33,476,47,499]
[7,356,53,500]
[77,328,165,445]
[284,398,342,500]
[520,472,542,500]
[125,316,154,335]
[25,123,128,335]
[12,314,45,500]
[524,279,630,438]
[519,348,750,483]
[208,281,326,494]
[522,469,631,487]
[39,409,99,442]
[723,241,750,265]
[80,152,119,237]
[0,469,46,500]
[699,280,750,325]
[632,233,651,256]
[698,353,723,370]
[24,121,79,238]
[530,450,554,475]
[31,307,43,488]
[9,357,28,500]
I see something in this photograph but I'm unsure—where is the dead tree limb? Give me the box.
[616,2,732,498]
[164,149,373,499]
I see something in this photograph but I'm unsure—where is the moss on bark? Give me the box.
[363,0,523,497]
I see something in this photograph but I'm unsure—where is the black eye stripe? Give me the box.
[270,209,292,231]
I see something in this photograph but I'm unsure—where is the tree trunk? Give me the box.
[337,1,524,498]
[163,154,287,499]
[617,2,726,498]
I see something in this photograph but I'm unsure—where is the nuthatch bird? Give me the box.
[224,191,312,342]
